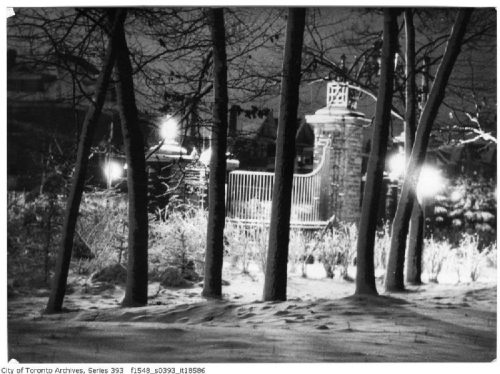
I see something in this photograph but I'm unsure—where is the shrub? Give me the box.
[486,242,497,268]
[224,221,267,274]
[7,192,64,287]
[432,176,496,247]
[456,234,493,282]
[91,263,127,284]
[315,223,357,280]
[160,267,193,288]
[225,222,269,274]
[374,224,391,271]
[148,207,207,281]
[288,229,316,277]
[423,238,452,283]
[76,192,128,273]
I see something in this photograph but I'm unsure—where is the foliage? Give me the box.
[423,238,452,283]
[224,221,269,274]
[315,223,357,280]
[148,207,207,282]
[76,192,128,274]
[7,192,64,287]
[432,176,496,247]
[91,263,127,284]
[374,223,391,271]
[8,191,497,289]
[454,234,495,282]
[288,229,314,277]
[421,233,496,283]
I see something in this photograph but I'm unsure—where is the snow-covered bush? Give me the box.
[455,234,494,282]
[432,176,496,247]
[77,192,128,272]
[374,223,391,271]
[224,221,269,274]
[149,208,207,281]
[423,238,452,283]
[315,223,357,280]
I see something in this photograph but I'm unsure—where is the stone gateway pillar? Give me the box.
[305,81,371,223]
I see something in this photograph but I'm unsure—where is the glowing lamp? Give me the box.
[103,161,123,184]
[199,148,211,166]
[388,152,406,180]
[159,115,178,143]
[416,165,445,204]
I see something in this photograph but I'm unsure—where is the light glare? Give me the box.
[103,161,123,183]
[160,115,178,142]
[199,148,211,166]
[388,152,406,180]
[416,165,445,203]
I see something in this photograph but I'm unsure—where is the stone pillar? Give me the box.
[306,81,370,223]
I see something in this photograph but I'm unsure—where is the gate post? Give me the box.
[306,81,371,223]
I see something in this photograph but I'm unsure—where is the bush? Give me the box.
[423,238,452,283]
[91,263,127,284]
[7,192,64,287]
[374,224,391,272]
[160,267,193,288]
[224,221,268,274]
[432,176,496,247]
[288,228,314,277]
[76,192,128,273]
[314,223,357,280]
[455,234,493,282]
[149,208,206,281]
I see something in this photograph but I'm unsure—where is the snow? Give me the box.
[6,263,497,364]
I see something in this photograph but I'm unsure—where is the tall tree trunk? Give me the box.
[385,9,473,292]
[113,10,149,307]
[263,8,306,302]
[405,53,430,285]
[406,199,424,283]
[46,11,125,313]
[404,9,417,162]
[354,9,399,296]
[202,8,228,299]
[390,8,420,287]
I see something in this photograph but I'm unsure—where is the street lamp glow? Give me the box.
[199,148,211,166]
[159,115,178,142]
[416,165,445,203]
[388,152,406,180]
[103,160,123,184]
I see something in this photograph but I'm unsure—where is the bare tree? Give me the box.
[46,10,126,313]
[354,9,400,296]
[385,9,473,292]
[111,9,150,307]
[263,7,306,302]
[202,8,229,299]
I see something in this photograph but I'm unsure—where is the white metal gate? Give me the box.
[226,139,331,229]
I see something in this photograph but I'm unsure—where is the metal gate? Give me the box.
[226,139,331,229]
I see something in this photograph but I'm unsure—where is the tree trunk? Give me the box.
[385,9,473,292]
[405,36,428,286]
[354,9,399,296]
[406,199,424,283]
[113,10,149,307]
[46,11,125,314]
[202,8,228,299]
[389,8,421,288]
[404,9,417,160]
[263,8,306,302]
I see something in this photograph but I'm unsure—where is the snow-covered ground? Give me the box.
[7,263,497,363]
